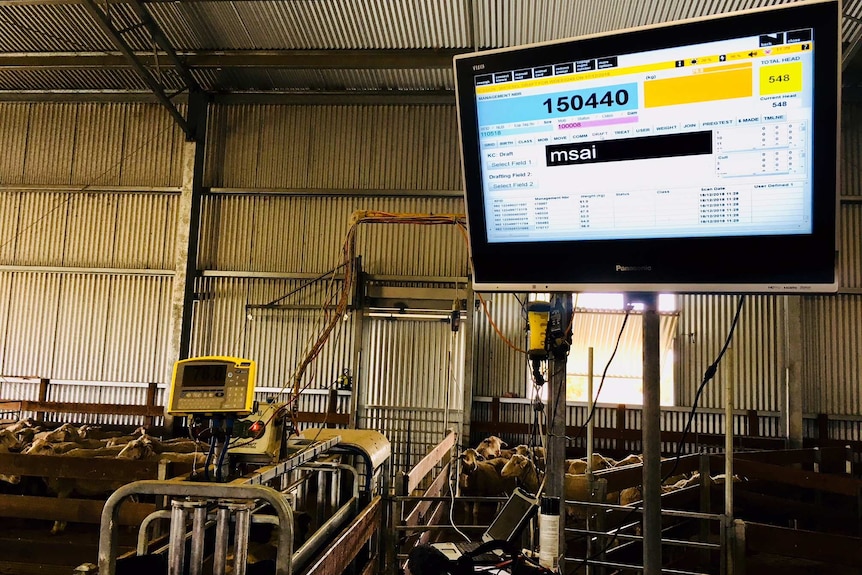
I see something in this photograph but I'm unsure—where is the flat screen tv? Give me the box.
[454,0,840,293]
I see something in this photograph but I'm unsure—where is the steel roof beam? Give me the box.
[124,0,199,91]
[0,49,465,70]
[79,0,190,137]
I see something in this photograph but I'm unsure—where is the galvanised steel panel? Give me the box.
[199,194,467,276]
[9,191,69,266]
[802,295,862,415]
[62,193,120,267]
[200,68,457,93]
[360,313,466,469]
[206,105,461,191]
[147,0,472,50]
[362,316,464,411]
[52,274,113,380]
[472,293,526,397]
[45,381,155,426]
[101,275,173,384]
[0,192,21,264]
[70,104,127,187]
[842,104,862,198]
[118,103,186,188]
[0,3,115,52]
[840,204,862,289]
[22,103,77,185]
[305,68,456,92]
[1,272,61,378]
[5,190,178,269]
[0,104,29,186]
[677,294,782,411]
[0,274,9,372]
[0,103,183,189]
[361,405,453,474]
[0,377,40,402]
[112,193,179,270]
[190,276,355,391]
[0,68,153,93]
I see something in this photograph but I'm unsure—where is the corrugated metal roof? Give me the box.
[0,0,857,94]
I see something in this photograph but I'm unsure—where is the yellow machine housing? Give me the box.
[229,402,285,463]
[167,356,257,416]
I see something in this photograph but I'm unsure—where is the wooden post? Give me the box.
[616,404,627,454]
[326,387,338,429]
[144,382,158,428]
[36,378,50,422]
[817,413,829,447]
[746,410,758,437]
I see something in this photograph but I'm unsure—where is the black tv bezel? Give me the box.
[454,0,840,294]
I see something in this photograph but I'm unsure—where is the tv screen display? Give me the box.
[454,0,839,293]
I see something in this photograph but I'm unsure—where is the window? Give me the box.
[528,294,677,406]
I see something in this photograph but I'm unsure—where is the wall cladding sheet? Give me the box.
[802,295,862,415]
[199,194,467,276]
[676,294,782,411]
[190,276,355,391]
[1,190,178,269]
[205,104,461,191]
[1,271,61,377]
[0,102,184,188]
[472,293,528,398]
[0,272,172,383]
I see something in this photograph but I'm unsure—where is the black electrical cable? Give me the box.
[203,433,217,482]
[215,417,234,483]
[663,294,745,483]
[573,295,746,570]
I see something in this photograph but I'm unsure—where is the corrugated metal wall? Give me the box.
[0,98,859,449]
[361,316,465,472]
[199,194,467,276]
[0,102,183,404]
[194,104,470,473]
[205,104,461,191]
[676,295,783,411]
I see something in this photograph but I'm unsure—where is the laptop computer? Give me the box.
[431,487,539,563]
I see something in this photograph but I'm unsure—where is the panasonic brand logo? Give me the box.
[616,264,653,272]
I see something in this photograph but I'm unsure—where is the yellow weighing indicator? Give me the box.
[167,356,257,416]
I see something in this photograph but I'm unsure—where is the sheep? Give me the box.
[475,436,507,459]
[33,422,80,443]
[0,429,22,452]
[565,453,614,475]
[614,453,643,467]
[533,446,546,472]
[500,453,544,494]
[458,447,516,524]
[459,448,514,496]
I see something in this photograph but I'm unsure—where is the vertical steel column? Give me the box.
[461,285,475,443]
[639,294,662,575]
[783,296,804,448]
[725,348,735,575]
[213,505,231,575]
[586,346,595,474]
[540,292,571,571]
[166,92,208,434]
[168,501,189,575]
[188,501,208,575]
[350,258,365,430]
[232,501,254,575]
